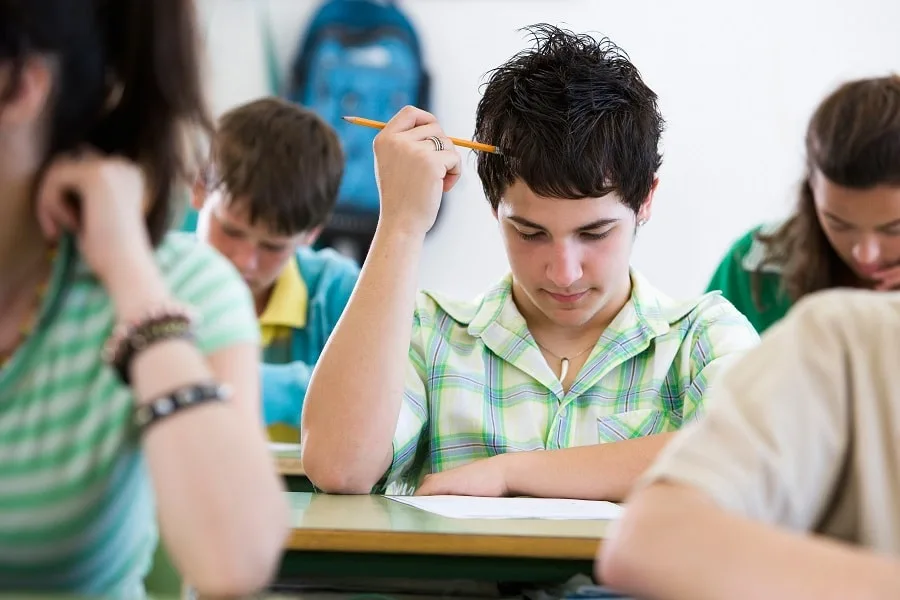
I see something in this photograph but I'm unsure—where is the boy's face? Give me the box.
[194,188,317,300]
[496,179,654,331]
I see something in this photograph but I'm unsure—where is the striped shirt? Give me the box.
[381,270,759,494]
[0,233,258,597]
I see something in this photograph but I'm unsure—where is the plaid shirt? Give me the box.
[380,270,759,493]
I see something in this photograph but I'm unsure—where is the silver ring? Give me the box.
[427,135,444,152]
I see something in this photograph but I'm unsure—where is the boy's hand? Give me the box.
[373,106,462,237]
[414,455,511,497]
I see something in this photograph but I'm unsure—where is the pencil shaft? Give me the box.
[343,116,500,154]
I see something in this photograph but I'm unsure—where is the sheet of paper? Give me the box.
[268,442,301,454]
[386,495,622,520]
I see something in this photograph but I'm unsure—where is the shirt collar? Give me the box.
[259,255,308,330]
[455,270,698,339]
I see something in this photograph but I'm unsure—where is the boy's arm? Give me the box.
[260,361,313,428]
[599,291,895,598]
[300,107,461,494]
[600,483,900,600]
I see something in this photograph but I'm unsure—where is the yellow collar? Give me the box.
[259,257,308,342]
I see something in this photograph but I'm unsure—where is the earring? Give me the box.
[638,219,647,227]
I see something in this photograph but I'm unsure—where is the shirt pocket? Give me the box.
[597,408,667,443]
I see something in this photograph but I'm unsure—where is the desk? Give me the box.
[270,443,315,492]
[277,493,608,585]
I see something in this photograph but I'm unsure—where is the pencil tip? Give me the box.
[341,116,353,122]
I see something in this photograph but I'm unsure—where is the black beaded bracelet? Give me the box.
[114,319,195,385]
[134,383,231,432]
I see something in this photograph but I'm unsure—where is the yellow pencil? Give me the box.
[342,116,501,155]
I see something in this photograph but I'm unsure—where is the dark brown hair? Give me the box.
[0,0,211,246]
[205,97,344,236]
[756,75,900,304]
[474,24,664,212]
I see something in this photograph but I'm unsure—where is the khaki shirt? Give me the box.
[643,288,900,552]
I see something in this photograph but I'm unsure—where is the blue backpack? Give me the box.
[283,0,430,232]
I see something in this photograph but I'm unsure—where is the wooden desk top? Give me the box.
[270,443,305,476]
[286,492,610,560]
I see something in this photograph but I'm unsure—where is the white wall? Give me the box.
[198,0,900,299]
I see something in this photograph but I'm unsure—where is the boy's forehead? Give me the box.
[499,182,629,223]
[213,196,299,241]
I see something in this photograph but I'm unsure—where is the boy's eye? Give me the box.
[580,230,612,241]
[516,230,545,241]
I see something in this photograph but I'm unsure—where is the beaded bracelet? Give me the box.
[103,303,199,385]
[134,382,231,432]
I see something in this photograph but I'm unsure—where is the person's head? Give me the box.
[0,0,208,245]
[474,25,663,330]
[194,97,344,298]
[760,75,900,299]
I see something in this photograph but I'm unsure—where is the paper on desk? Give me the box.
[386,495,622,520]
[268,442,301,454]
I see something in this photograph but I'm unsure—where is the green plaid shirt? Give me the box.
[381,270,759,493]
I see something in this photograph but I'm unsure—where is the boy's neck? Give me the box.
[254,287,274,318]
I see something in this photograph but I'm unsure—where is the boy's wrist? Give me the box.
[495,451,531,497]
[375,215,430,243]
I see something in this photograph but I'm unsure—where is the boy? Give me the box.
[600,289,900,599]
[301,25,759,497]
[194,97,359,441]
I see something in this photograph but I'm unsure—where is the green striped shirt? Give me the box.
[0,233,258,597]
[382,270,759,494]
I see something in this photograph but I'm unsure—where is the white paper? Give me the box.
[386,495,622,520]
[269,442,301,454]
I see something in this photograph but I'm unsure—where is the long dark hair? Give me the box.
[0,0,211,246]
[756,75,900,304]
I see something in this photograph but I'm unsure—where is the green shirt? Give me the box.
[381,270,759,494]
[706,224,792,333]
[0,233,258,597]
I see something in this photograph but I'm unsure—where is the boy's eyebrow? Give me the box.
[506,216,546,230]
[506,216,619,231]
[876,218,900,230]
[574,218,620,231]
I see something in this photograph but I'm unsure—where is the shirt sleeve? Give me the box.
[159,235,260,355]
[260,360,312,427]
[682,298,759,422]
[374,293,435,494]
[640,290,863,531]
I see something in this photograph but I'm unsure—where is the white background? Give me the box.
[198,0,899,299]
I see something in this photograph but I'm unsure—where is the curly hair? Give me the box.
[756,75,900,304]
[474,24,664,212]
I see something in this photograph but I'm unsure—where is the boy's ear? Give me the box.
[300,226,324,247]
[637,176,659,224]
[190,177,206,211]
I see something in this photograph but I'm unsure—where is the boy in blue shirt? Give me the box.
[193,97,358,441]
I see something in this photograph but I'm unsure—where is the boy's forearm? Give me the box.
[502,433,675,501]
[602,483,900,600]
[301,225,425,493]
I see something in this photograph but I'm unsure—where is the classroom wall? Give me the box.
[197,0,900,299]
